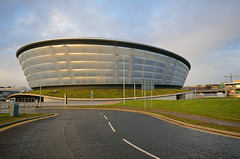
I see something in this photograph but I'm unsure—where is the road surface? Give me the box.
[0,109,239,158]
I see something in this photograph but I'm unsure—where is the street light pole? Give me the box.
[116,54,125,105]
[37,67,42,108]
[123,55,125,105]
[134,83,136,100]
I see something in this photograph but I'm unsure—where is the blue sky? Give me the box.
[0,0,240,88]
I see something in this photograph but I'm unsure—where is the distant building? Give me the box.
[0,87,31,101]
[183,84,219,90]
[224,80,240,97]
[183,80,240,98]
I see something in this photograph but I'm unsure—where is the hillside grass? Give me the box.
[29,89,190,98]
[113,100,240,120]
[90,99,240,132]
[0,113,51,125]
[69,99,240,132]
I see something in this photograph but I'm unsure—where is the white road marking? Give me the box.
[122,139,161,159]
[104,115,108,120]
[99,113,103,115]
[108,122,116,132]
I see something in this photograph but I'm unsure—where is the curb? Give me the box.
[113,109,240,138]
[63,107,240,138]
[142,111,240,138]
[0,113,58,129]
[3,107,239,138]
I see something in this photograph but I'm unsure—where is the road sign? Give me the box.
[141,79,154,90]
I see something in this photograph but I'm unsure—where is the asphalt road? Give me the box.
[0,109,240,159]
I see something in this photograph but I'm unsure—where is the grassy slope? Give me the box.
[106,99,240,132]
[70,99,240,132]
[0,113,50,125]
[114,100,240,120]
[29,89,190,98]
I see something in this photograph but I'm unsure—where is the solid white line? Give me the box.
[99,113,103,115]
[104,115,108,120]
[108,122,116,132]
[122,139,160,159]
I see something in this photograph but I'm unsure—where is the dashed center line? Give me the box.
[99,113,116,132]
[103,115,108,120]
[123,139,161,159]
[99,112,160,158]
[108,122,116,132]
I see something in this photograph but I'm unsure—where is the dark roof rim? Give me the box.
[16,38,191,70]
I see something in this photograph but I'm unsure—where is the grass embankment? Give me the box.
[29,89,189,98]
[116,100,240,120]
[0,113,51,125]
[90,100,240,132]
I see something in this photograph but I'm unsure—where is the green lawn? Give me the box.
[93,99,240,132]
[0,113,51,125]
[114,100,240,121]
[29,89,190,98]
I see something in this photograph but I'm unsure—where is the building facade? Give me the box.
[0,87,30,101]
[16,39,191,90]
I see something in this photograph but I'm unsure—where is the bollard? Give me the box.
[64,94,67,107]
[10,103,19,116]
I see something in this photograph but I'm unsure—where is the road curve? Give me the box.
[0,109,239,159]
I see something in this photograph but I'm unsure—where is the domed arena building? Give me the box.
[16,38,191,90]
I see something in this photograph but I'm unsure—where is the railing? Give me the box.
[0,101,10,108]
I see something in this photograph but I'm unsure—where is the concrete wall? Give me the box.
[152,95,177,100]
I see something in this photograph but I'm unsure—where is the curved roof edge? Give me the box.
[16,38,191,70]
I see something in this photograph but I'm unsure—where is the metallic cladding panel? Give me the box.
[16,39,191,69]
[17,43,190,89]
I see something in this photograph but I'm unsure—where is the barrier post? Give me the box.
[10,103,19,116]
[64,94,67,107]
[90,91,93,107]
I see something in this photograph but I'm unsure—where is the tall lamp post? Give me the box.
[123,55,125,105]
[116,54,125,105]
[37,67,42,108]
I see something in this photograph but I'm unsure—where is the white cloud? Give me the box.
[0,53,28,87]
[0,0,240,87]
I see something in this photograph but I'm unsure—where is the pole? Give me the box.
[91,90,93,107]
[64,94,67,107]
[195,88,196,100]
[37,67,42,108]
[151,80,153,108]
[234,84,236,98]
[144,79,146,109]
[134,83,136,100]
[225,85,227,97]
[123,55,125,105]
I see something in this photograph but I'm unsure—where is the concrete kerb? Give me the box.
[116,109,240,138]
[41,107,240,138]
[0,113,58,129]
[1,106,239,138]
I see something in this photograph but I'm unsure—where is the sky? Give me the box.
[0,0,240,88]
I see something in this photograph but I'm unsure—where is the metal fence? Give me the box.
[0,101,10,108]
[184,92,226,99]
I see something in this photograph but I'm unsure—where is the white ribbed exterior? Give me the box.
[18,44,189,89]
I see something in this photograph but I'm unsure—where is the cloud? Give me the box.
[0,0,240,87]
[0,53,28,87]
